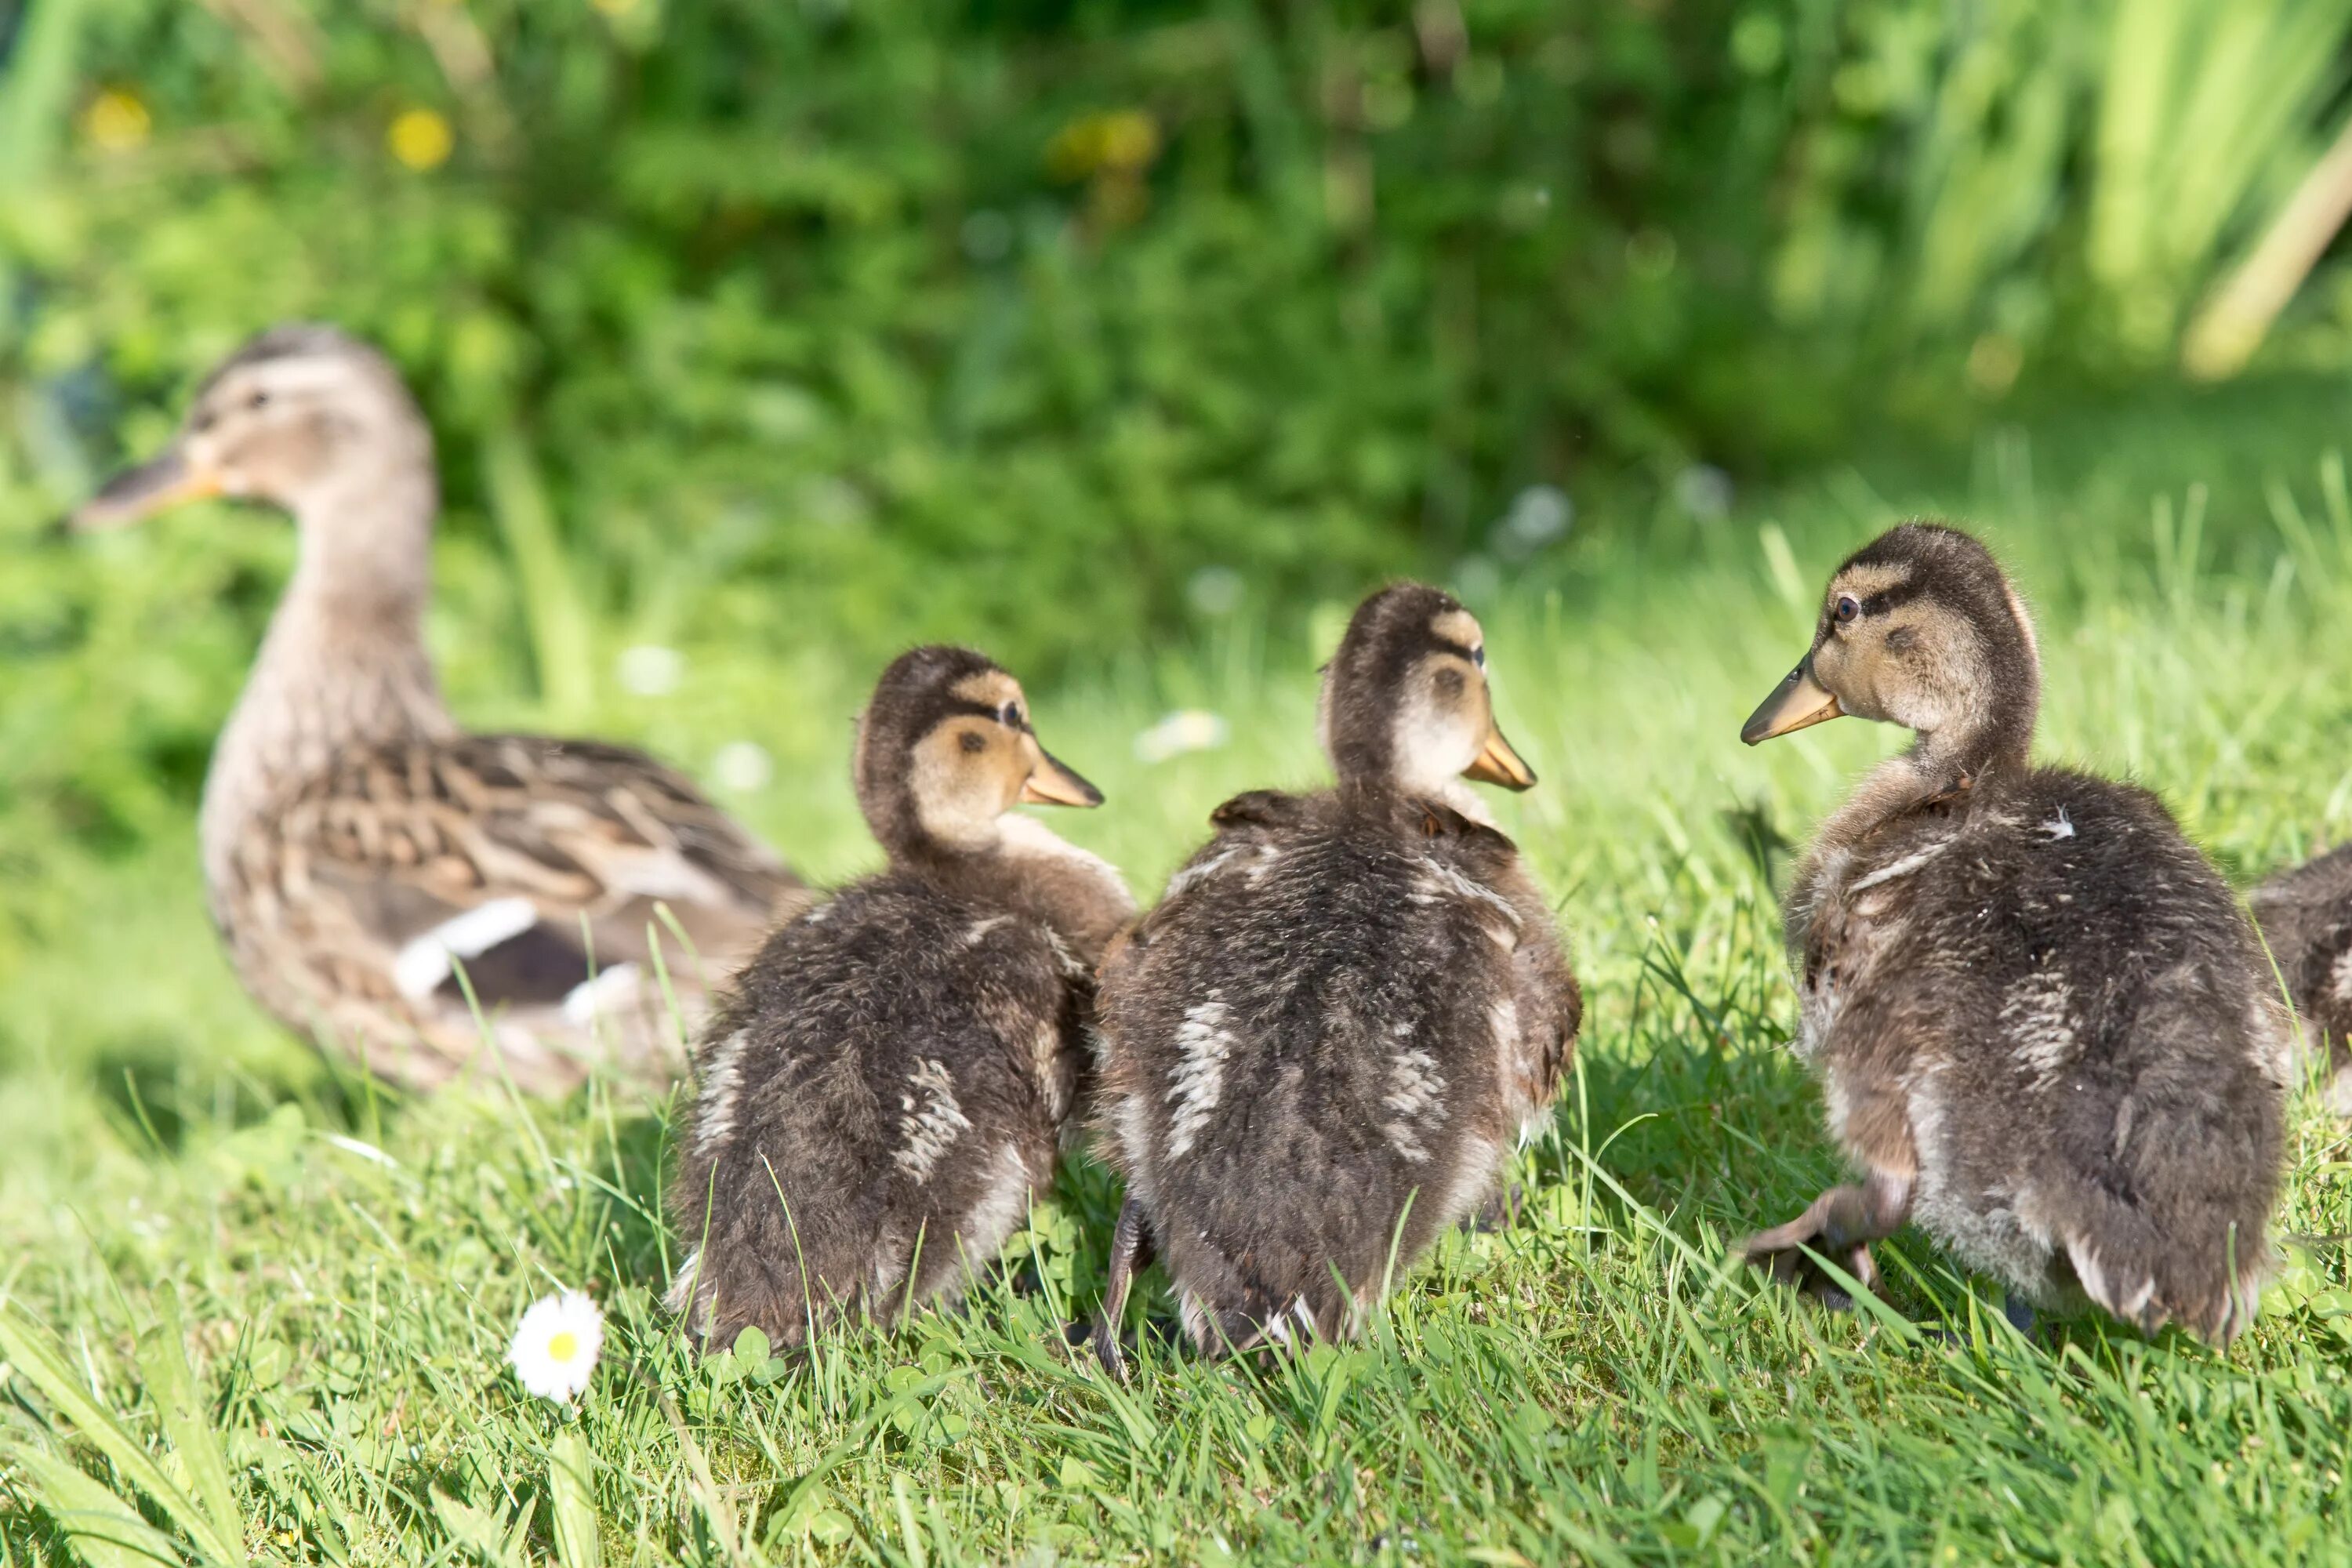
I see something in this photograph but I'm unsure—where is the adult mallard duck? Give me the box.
[666,645,1131,1350]
[1740,522,2289,1342]
[72,325,808,1094]
[1088,583,1580,1376]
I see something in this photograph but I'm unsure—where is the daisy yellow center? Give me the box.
[548,1330,579,1363]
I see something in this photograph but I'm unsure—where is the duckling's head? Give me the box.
[1742,522,2040,771]
[1319,583,1534,805]
[73,325,431,532]
[854,645,1103,859]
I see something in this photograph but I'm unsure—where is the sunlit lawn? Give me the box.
[6,384,2352,1564]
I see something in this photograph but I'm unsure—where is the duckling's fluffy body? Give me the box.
[1788,765,2289,1333]
[667,647,1129,1351]
[1092,585,1577,1358]
[1748,523,2288,1342]
[2249,851,2352,1115]
[1098,790,1574,1350]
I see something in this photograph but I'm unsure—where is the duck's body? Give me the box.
[1787,764,2287,1330]
[1091,584,1577,1369]
[76,326,804,1093]
[667,647,1130,1350]
[2249,850,2352,1114]
[1743,524,2288,1342]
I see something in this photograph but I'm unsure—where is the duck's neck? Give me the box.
[1806,703,2034,876]
[896,814,1136,966]
[200,461,458,888]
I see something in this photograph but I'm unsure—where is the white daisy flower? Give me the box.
[508,1290,604,1403]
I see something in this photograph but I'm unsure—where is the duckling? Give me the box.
[70,325,807,1094]
[1740,522,2289,1343]
[2248,853,2352,1116]
[1089,583,1579,1374]
[666,646,1132,1351]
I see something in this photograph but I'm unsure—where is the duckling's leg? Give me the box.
[1740,1167,1914,1304]
[1091,1196,1155,1383]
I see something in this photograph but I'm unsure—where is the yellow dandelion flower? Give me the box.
[388,108,454,172]
[1045,109,1160,181]
[83,89,151,153]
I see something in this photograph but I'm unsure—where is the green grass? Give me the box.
[9,386,2352,1564]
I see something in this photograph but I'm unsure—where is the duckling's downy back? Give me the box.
[1094,584,1578,1359]
[668,647,1129,1350]
[1744,523,2288,1343]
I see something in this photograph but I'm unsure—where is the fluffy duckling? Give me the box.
[1740,522,2289,1342]
[2248,854,2352,1115]
[72,325,806,1093]
[666,646,1133,1351]
[1090,583,1579,1374]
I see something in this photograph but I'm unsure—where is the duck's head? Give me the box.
[854,645,1103,859]
[1742,521,2040,771]
[1319,583,1534,805]
[72,324,431,533]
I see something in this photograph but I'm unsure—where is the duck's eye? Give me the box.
[248,390,270,411]
[1472,645,1486,670]
[1833,595,1860,626]
[191,409,218,434]
[960,731,987,755]
[997,702,1023,729]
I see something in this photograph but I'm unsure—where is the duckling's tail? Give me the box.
[1177,1276,1369,1358]
[2057,1211,2272,1347]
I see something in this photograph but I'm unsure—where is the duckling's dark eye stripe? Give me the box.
[1432,637,1479,664]
[939,699,1027,730]
[1859,583,1920,615]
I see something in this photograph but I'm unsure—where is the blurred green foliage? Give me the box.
[4,0,2352,990]
[5,0,2351,668]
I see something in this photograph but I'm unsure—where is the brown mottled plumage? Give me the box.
[72,325,805,1093]
[1089,583,1579,1375]
[666,646,1133,1352]
[1740,522,2289,1343]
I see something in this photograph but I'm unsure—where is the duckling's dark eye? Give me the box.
[998,702,1023,729]
[1472,646,1486,669]
[960,731,987,754]
[1833,595,1860,626]
[191,409,218,434]
[248,390,270,410]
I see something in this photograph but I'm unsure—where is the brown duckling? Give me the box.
[2248,852,2352,1116]
[1740,522,2289,1342]
[666,646,1133,1351]
[71,325,806,1094]
[1089,583,1580,1375]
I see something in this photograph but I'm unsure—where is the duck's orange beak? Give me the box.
[1742,658,1842,745]
[72,445,222,532]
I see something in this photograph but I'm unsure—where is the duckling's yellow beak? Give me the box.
[71,445,222,532]
[1020,748,1105,808]
[1462,723,1537,789]
[1742,658,1843,745]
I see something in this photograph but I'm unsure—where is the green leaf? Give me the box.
[731,1324,771,1366]
[9,1445,181,1568]
[0,1302,240,1563]
[547,1428,604,1568]
[135,1297,243,1553]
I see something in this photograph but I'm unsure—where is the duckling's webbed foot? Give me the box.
[1090,1196,1154,1383]
[1740,1167,1914,1305]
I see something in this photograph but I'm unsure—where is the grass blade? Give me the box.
[134,1297,243,1554]
[0,1302,238,1563]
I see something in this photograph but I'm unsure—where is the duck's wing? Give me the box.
[229,732,809,1090]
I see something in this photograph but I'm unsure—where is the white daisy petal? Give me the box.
[508,1290,604,1403]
